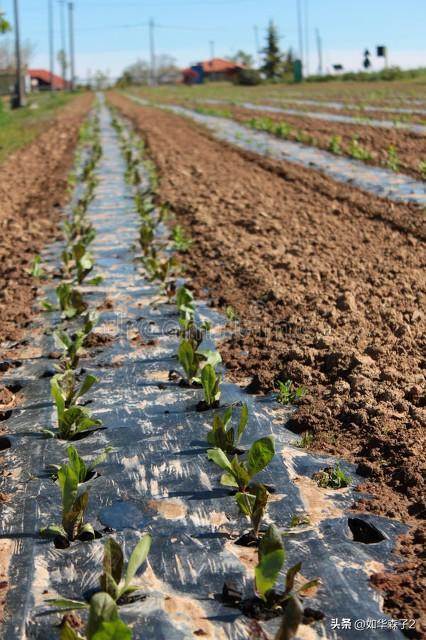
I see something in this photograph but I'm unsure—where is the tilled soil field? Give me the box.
[0,93,93,347]
[167,99,426,181]
[109,91,426,635]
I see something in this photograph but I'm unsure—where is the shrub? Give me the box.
[234,69,262,86]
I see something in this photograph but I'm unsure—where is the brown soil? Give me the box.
[0,93,93,348]
[109,91,426,636]
[188,101,426,181]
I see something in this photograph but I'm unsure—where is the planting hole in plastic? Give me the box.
[348,517,386,544]
[0,436,12,451]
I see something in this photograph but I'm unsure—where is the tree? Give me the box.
[0,38,35,68]
[0,11,11,34]
[154,54,180,84]
[261,20,282,79]
[230,50,254,68]
[118,59,150,86]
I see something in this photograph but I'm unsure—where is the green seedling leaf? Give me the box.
[60,624,84,640]
[207,447,233,473]
[87,593,119,640]
[251,484,269,537]
[207,404,248,453]
[247,436,275,476]
[92,619,132,640]
[102,538,124,588]
[28,255,46,278]
[45,598,89,611]
[124,534,152,590]
[200,363,221,406]
[40,524,67,540]
[255,524,285,600]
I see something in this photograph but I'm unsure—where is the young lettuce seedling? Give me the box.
[207,403,248,453]
[48,445,111,483]
[207,436,275,492]
[45,283,87,319]
[177,339,221,386]
[199,363,222,408]
[72,242,102,286]
[40,462,96,546]
[99,535,152,603]
[255,524,318,606]
[175,285,195,321]
[51,371,98,408]
[47,535,151,614]
[44,377,102,440]
[59,592,132,640]
[235,483,269,539]
[54,312,98,371]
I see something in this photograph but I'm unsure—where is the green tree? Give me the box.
[261,20,282,79]
[231,50,254,68]
[0,11,11,34]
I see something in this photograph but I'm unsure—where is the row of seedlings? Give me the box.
[32,103,152,639]
[110,105,320,639]
[193,105,415,174]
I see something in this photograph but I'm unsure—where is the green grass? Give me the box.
[0,92,77,164]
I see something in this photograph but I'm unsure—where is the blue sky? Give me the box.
[1,0,426,80]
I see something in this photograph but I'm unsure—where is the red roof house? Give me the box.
[28,69,69,90]
[182,58,244,84]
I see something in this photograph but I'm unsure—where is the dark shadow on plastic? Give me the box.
[348,518,387,544]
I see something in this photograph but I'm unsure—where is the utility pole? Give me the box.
[209,40,215,60]
[304,0,309,76]
[48,0,54,91]
[12,0,24,107]
[68,1,75,90]
[296,0,304,70]
[253,25,260,68]
[149,18,156,86]
[316,28,323,76]
[59,0,67,82]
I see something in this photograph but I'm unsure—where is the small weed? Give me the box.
[328,135,342,155]
[289,513,310,527]
[27,255,46,278]
[312,463,351,489]
[225,305,238,322]
[348,137,372,161]
[276,379,307,405]
[171,225,192,252]
[294,431,313,448]
[386,145,400,172]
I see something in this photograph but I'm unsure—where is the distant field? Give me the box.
[0,92,78,164]
[133,78,426,106]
